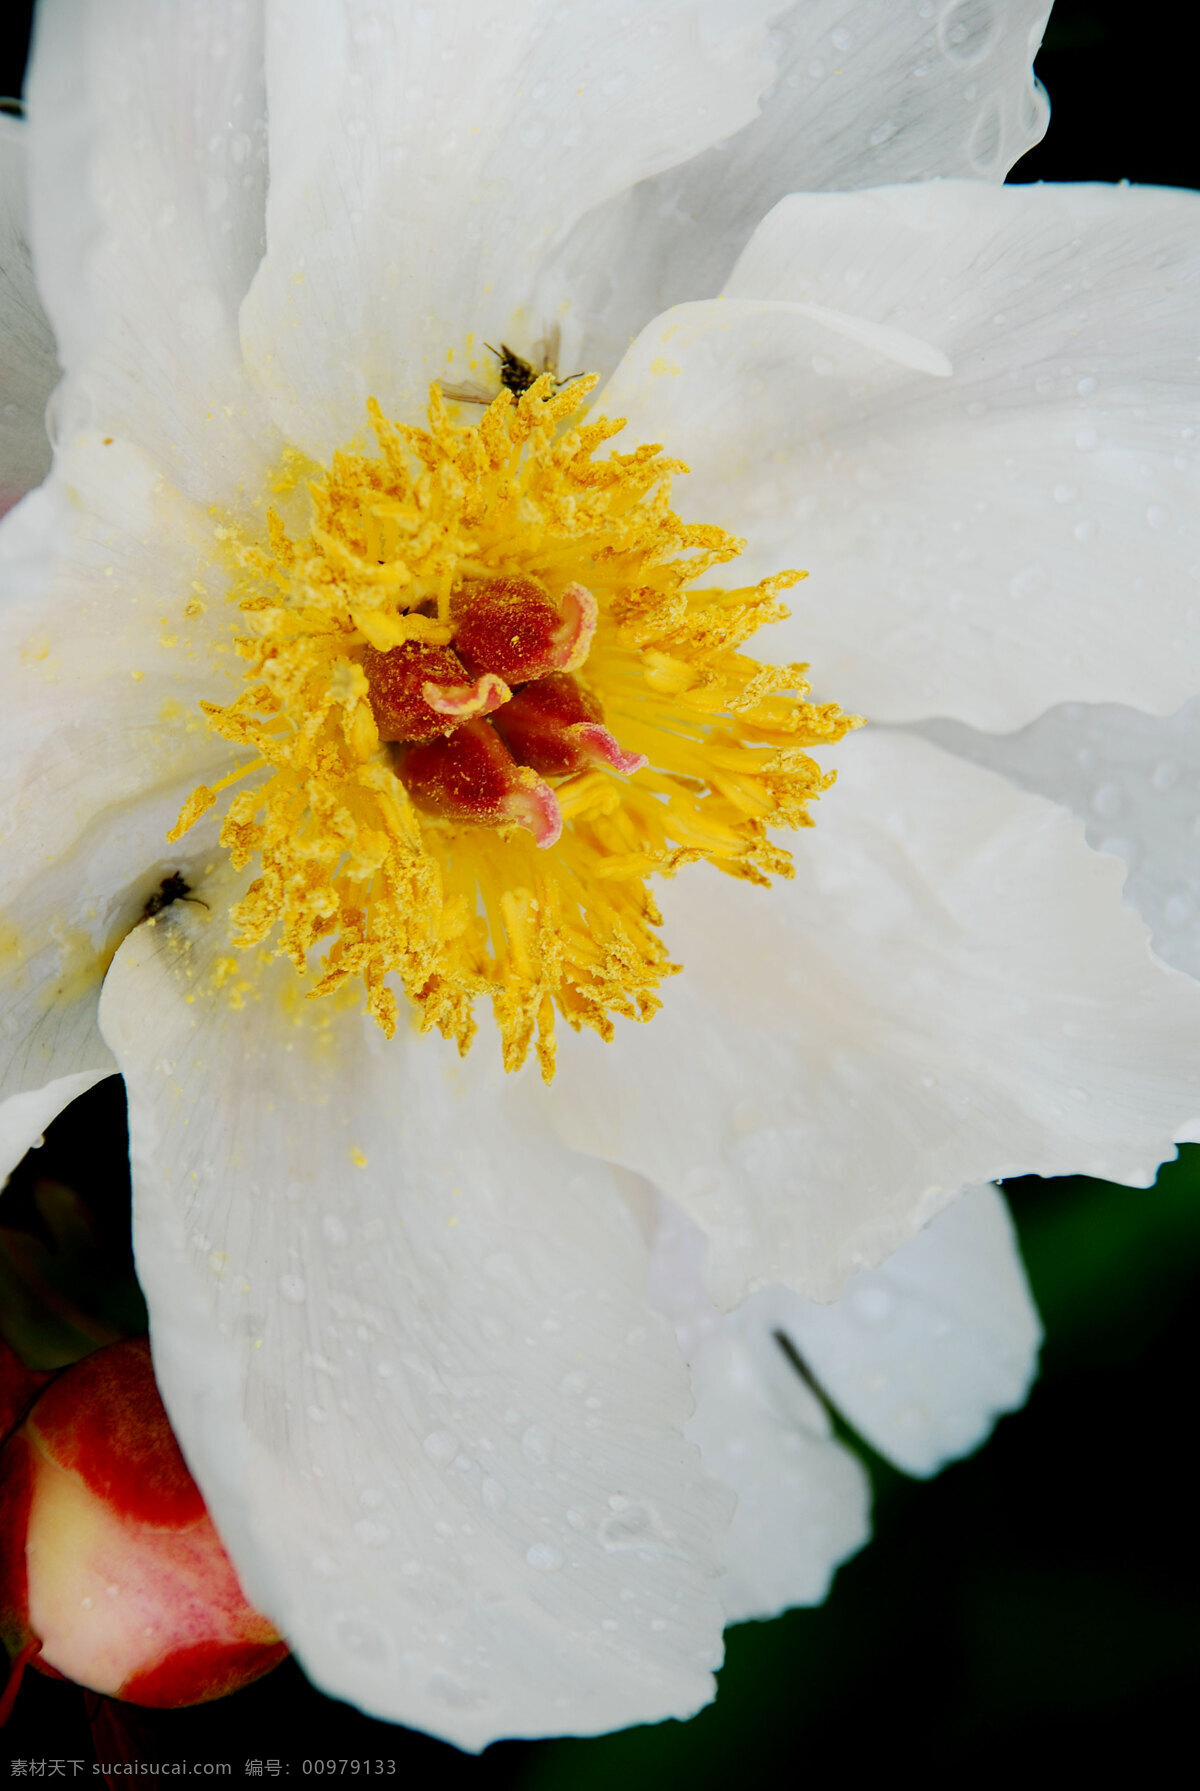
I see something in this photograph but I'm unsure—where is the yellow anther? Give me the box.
[349,608,454,651]
[362,497,413,563]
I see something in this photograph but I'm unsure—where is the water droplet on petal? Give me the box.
[849,1284,898,1328]
[353,1519,392,1549]
[423,1430,458,1465]
[1091,782,1122,819]
[521,1424,553,1465]
[526,1542,564,1572]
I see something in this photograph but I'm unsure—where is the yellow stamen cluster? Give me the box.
[172,375,860,1079]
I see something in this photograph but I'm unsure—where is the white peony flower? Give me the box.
[2,0,1198,1750]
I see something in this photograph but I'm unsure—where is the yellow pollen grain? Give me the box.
[170,375,861,1079]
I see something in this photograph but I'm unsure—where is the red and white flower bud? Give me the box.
[0,1338,285,1716]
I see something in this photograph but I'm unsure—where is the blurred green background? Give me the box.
[3,0,1198,1779]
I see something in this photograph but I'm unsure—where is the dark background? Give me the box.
[3,1,1198,1782]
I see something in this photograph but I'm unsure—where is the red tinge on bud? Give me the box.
[0,1340,285,1718]
[491,673,648,779]
[401,719,563,846]
[363,640,510,743]
[453,576,597,683]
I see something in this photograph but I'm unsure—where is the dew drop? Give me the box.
[1165,891,1194,928]
[526,1542,564,1572]
[1010,564,1049,601]
[849,1284,897,1328]
[521,1424,553,1465]
[967,96,1003,171]
[333,1614,391,1663]
[427,1672,478,1707]
[353,1519,392,1549]
[1091,782,1122,819]
[423,1430,458,1465]
[279,1274,307,1304]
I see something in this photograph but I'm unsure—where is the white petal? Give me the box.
[780,1184,1041,1478]
[549,0,1051,370]
[923,700,1200,986]
[0,1069,112,1188]
[600,181,1200,728]
[545,730,1200,1304]
[0,445,242,1125]
[645,1188,869,1625]
[240,0,787,454]
[0,113,58,505]
[25,0,275,502]
[97,897,732,1749]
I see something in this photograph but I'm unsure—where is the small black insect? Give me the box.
[437,328,583,406]
[486,343,540,398]
[488,340,584,399]
[141,872,207,921]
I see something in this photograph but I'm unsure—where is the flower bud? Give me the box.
[0,1338,285,1715]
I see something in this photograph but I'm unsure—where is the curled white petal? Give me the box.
[546,731,1200,1305]
[646,1188,869,1625]
[552,0,1052,369]
[924,699,1200,988]
[779,1184,1041,1478]
[98,892,732,1748]
[599,181,1200,729]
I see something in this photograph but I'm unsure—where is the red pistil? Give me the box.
[453,576,597,683]
[360,577,639,838]
[491,673,648,778]
[363,641,510,743]
[401,720,563,847]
